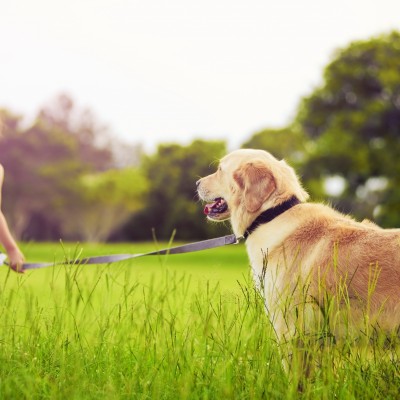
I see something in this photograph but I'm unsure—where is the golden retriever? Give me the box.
[197,148,400,342]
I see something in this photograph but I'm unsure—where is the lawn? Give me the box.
[0,242,399,399]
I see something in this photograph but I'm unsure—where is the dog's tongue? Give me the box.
[204,198,225,215]
[204,202,216,215]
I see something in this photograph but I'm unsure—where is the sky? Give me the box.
[1,0,400,153]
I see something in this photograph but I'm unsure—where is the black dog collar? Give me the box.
[243,196,300,239]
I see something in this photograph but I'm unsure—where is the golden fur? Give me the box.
[197,149,400,341]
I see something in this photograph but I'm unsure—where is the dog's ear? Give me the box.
[234,161,276,213]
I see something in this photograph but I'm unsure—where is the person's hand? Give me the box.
[7,247,25,273]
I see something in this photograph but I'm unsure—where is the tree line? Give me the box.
[1,31,400,242]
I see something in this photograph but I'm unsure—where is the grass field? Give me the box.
[0,241,399,399]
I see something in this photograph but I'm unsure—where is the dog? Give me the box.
[197,148,400,343]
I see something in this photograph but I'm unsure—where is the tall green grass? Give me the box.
[0,242,399,399]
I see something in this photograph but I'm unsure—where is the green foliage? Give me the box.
[123,140,229,240]
[241,127,308,167]
[82,168,148,210]
[0,97,144,241]
[67,169,149,242]
[296,31,400,225]
[0,118,87,239]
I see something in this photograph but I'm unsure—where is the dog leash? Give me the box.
[0,234,241,271]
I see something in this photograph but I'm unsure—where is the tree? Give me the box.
[0,95,146,241]
[0,113,85,239]
[38,94,114,171]
[296,31,400,226]
[241,127,308,167]
[64,168,148,242]
[121,140,228,241]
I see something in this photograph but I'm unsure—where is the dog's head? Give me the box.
[197,149,309,236]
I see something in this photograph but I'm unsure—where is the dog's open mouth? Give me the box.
[203,197,230,220]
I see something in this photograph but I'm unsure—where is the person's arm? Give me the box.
[0,165,25,272]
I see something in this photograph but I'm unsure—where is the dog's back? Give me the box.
[270,203,400,333]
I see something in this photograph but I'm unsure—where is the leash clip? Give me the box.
[235,235,245,243]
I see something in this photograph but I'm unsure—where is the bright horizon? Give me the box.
[2,0,400,152]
